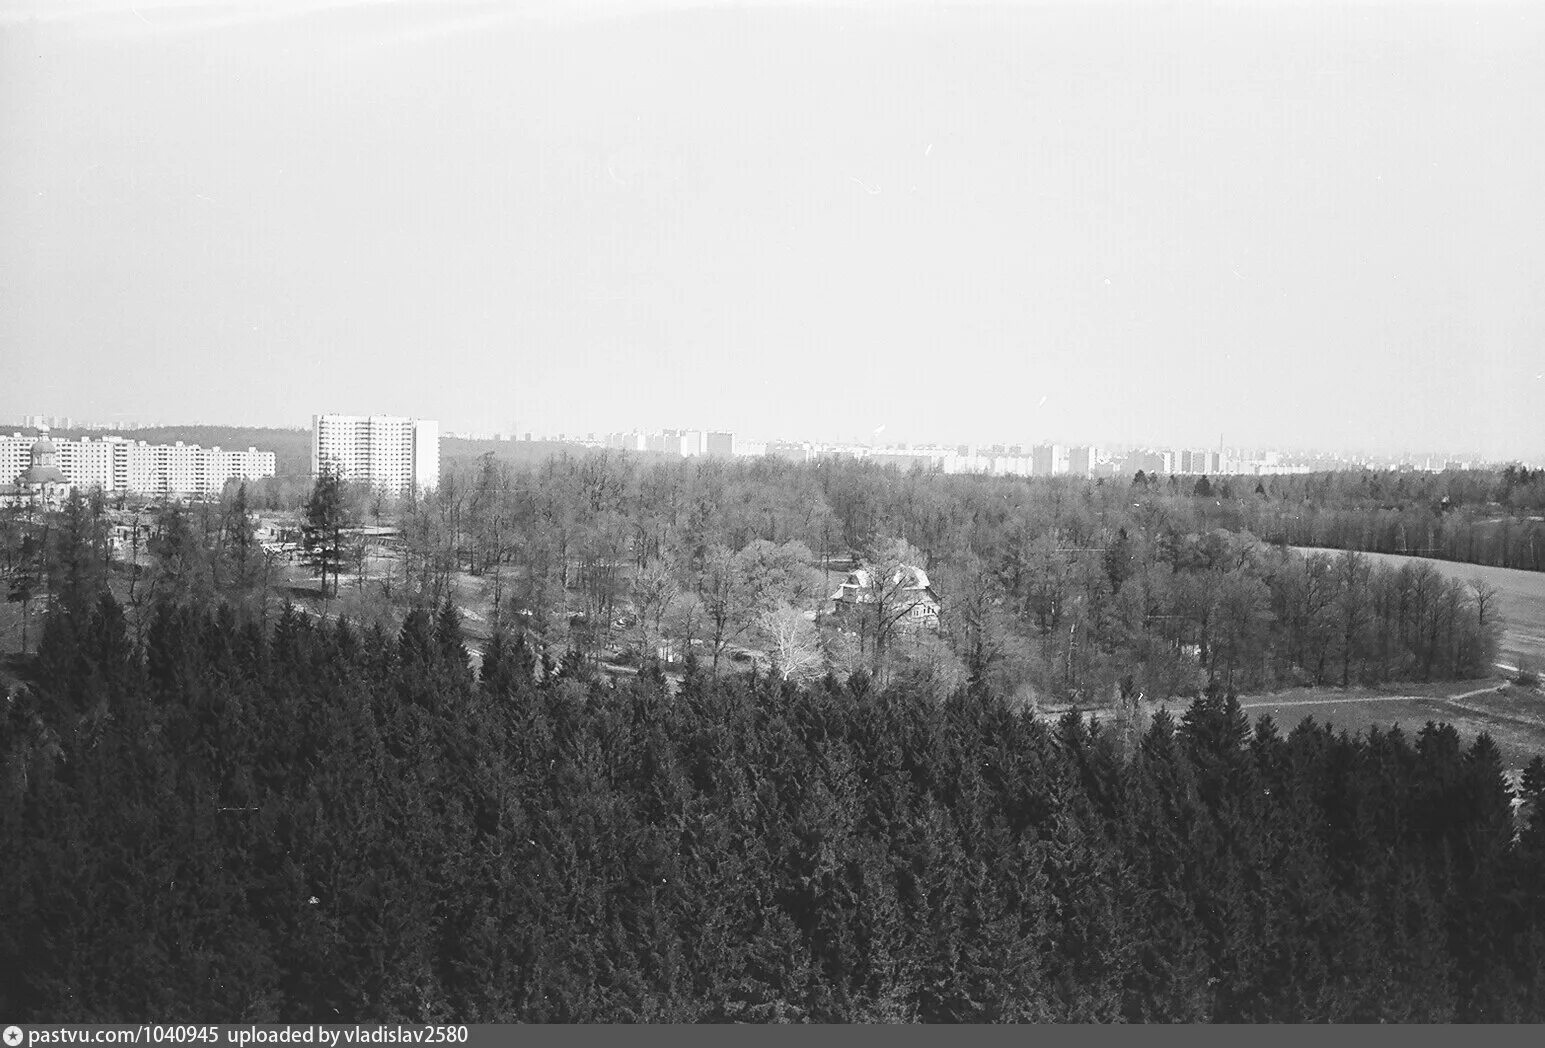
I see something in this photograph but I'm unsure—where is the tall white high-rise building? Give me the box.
[311,414,439,495]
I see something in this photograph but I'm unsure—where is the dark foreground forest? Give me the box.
[5,595,1545,1023]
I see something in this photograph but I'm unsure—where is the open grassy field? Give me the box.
[1133,679,1545,771]
[1294,545,1545,674]
[1230,680,1545,770]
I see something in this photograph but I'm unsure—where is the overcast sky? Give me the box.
[2,0,1541,458]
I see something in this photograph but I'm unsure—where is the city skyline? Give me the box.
[6,411,1532,473]
[2,1,1542,461]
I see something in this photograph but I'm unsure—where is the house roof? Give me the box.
[838,565,931,590]
[21,465,67,485]
[831,564,938,603]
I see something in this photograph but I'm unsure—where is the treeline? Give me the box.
[1245,500,1545,573]
[5,459,1506,706]
[3,487,278,651]
[3,596,1544,1022]
[1174,465,1545,572]
[1252,463,1545,515]
[371,454,1499,701]
[263,458,1545,573]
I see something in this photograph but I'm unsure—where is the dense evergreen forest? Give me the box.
[2,460,1539,1023]
[4,594,1545,1022]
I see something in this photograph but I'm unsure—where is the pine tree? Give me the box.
[303,468,353,598]
[46,488,110,622]
[434,599,473,693]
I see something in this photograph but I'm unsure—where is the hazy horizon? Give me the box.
[3,0,1542,460]
[0,417,1527,467]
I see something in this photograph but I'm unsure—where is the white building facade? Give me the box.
[311,414,440,495]
[0,432,276,497]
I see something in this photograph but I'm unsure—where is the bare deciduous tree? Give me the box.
[630,558,679,661]
[758,602,823,684]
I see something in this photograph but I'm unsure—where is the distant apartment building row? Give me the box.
[580,427,1382,477]
[22,414,75,431]
[756,442,1109,478]
[311,414,440,494]
[604,429,739,457]
[0,430,276,497]
[1118,447,1327,478]
[592,432,1102,477]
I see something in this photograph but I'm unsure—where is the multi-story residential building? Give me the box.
[311,414,439,495]
[57,437,116,491]
[1067,446,1095,478]
[645,429,679,454]
[1121,449,1175,477]
[1178,449,1215,474]
[607,429,741,458]
[869,449,954,471]
[767,441,812,464]
[1031,444,1067,477]
[0,431,276,497]
[0,434,29,486]
[162,441,204,495]
[605,431,648,451]
[213,447,276,490]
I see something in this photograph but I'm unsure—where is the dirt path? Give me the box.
[1239,683,1504,711]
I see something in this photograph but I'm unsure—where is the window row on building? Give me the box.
[311,414,439,494]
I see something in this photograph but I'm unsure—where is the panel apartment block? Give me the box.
[312,414,440,495]
[1,432,276,497]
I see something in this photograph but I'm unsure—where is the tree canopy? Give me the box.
[3,593,1543,1022]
